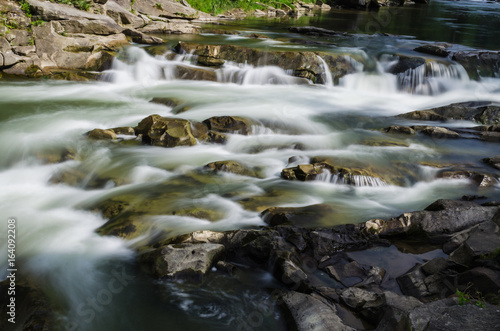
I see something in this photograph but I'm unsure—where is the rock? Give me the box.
[387,55,426,75]
[111,126,135,135]
[176,42,359,84]
[58,19,123,36]
[483,156,500,170]
[202,116,253,135]
[137,20,199,34]
[412,126,460,138]
[28,0,117,25]
[340,287,386,323]
[414,44,450,57]
[449,221,500,266]
[5,29,32,46]
[0,279,54,330]
[139,242,225,280]
[174,64,217,82]
[408,299,500,331]
[436,169,498,187]
[288,26,348,37]
[281,163,325,181]
[150,97,183,108]
[12,45,36,56]
[261,204,335,227]
[398,102,500,125]
[282,158,389,186]
[456,267,500,297]
[278,291,356,331]
[123,28,164,44]
[134,114,197,147]
[86,128,117,140]
[376,291,423,331]
[452,50,500,80]
[32,21,128,71]
[124,0,199,19]
[204,160,257,177]
[104,0,147,28]
[383,125,416,135]
[367,199,499,242]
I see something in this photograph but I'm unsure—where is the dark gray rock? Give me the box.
[139,242,225,279]
[414,44,450,57]
[398,101,498,124]
[261,204,335,227]
[376,291,423,331]
[452,51,500,80]
[278,291,356,331]
[289,26,348,37]
[388,55,426,75]
[483,155,500,170]
[340,287,386,323]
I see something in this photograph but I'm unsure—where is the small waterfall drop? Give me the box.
[216,62,303,85]
[316,55,334,87]
[315,169,387,187]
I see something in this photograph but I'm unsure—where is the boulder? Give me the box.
[483,156,500,170]
[278,291,356,331]
[28,0,117,22]
[58,19,123,36]
[408,299,500,331]
[376,291,423,331]
[412,126,460,139]
[436,169,498,187]
[123,28,164,44]
[137,20,199,34]
[382,125,416,135]
[204,160,257,177]
[119,0,199,19]
[261,204,335,227]
[452,51,500,80]
[134,114,197,147]
[339,287,386,323]
[366,199,499,242]
[414,44,451,57]
[0,279,54,330]
[32,21,128,71]
[202,116,253,135]
[288,26,348,37]
[387,55,426,75]
[398,102,500,125]
[86,128,117,140]
[104,0,147,28]
[139,242,225,280]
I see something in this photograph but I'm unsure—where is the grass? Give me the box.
[184,0,316,15]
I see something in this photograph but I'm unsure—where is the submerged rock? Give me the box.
[382,125,416,135]
[483,156,500,170]
[204,160,258,177]
[86,128,117,140]
[414,44,451,57]
[412,126,460,138]
[261,204,336,227]
[452,50,500,80]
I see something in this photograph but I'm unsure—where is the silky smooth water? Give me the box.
[1,1,500,330]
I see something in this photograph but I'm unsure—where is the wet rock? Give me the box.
[0,279,55,330]
[135,114,197,147]
[150,97,183,108]
[139,242,225,280]
[398,102,500,125]
[340,287,386,323]
[414,44,450,57]
[202,116,253,135]
[387,55,426,75]
[111,126,135,135]
[86,128,117,140]
[261,204,335,227]
[204,160,257,177]
[452,50,500,80]
[281,163,325,181]
[176,42,359,84]
[471,124,500,142]
[483,156,500,170]
[366,199,499,242]
[278,291,356,331]
[436,169,498,187]
[412,125,460,138]
[174,64,217,82]
[382,125,416,135]
[288,26,348,37]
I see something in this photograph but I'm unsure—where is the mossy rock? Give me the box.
[135,114,197,147]
[203,116,253,135]
[204,160,258,177]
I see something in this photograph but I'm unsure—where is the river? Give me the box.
[1,1,499,330]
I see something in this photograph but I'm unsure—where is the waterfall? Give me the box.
[316,55,334,87]
[315,169,387,187]
[396,61,469,95]
[216,62,303,85]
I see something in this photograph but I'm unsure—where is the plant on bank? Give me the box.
[184,0,316,15]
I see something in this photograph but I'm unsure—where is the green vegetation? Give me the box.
[184,0,315,15]
[155,3,163,10]
[48,0,92,11]
[456,288,486,308]
[20,0,32,18]
[31,19,46,26]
